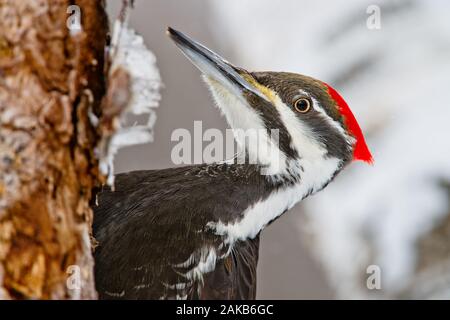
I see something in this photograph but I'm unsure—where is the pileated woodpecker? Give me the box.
[93,28,373,299]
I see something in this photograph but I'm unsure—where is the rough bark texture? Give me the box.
[0,0,108,299]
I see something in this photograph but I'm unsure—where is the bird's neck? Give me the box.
[206,156,342,244]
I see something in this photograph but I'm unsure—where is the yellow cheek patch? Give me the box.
[241,73,277,104]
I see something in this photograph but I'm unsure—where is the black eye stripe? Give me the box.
[250,72,345,126]
[250,71,353,162]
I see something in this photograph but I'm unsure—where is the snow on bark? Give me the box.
[98,3,162,186]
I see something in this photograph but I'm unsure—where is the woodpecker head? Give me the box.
[168,28,372,187]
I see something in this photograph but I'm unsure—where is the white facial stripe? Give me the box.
[204,76,288,173]
[272,93,328,161]
[270,91,344,189]
[310,95,355,146]
[297,89,354,146]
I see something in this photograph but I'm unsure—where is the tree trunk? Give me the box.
[0,0,108,299]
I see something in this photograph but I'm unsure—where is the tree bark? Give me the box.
[0,0,108,299]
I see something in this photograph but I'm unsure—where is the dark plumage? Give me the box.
[94,165,272,299]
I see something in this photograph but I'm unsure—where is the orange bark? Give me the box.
[0,0,108,299]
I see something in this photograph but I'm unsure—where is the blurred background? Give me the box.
[108,0,450,299]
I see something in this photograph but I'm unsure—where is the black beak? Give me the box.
[167,27,267,101]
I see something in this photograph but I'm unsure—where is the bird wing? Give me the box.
[193,235,260,299]
[93,166,262,299]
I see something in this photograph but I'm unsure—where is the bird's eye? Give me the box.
[294,98,311,113]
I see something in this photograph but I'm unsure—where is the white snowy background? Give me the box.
[210,0,450,298]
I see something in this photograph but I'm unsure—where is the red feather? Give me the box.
[324,83,373,164]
